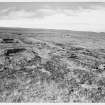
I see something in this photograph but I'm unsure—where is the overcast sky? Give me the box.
[0,2,105,32]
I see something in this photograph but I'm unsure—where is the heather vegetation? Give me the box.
[0,30,105,102]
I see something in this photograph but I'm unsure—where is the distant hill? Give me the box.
[0,27,104,35]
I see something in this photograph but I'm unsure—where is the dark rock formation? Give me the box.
[4,48,26,56]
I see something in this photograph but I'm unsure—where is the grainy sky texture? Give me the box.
[0,2,105,32]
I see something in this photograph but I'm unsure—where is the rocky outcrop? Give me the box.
[0,38,19,43]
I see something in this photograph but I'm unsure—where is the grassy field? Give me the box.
[0,27,105,102]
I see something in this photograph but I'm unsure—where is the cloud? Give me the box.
[0,8,35,19]
[0,8,58,19]
[0,5,105,32]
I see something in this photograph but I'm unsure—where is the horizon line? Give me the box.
[0,26,104,33]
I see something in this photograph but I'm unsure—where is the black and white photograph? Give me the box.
[0,0,105,103]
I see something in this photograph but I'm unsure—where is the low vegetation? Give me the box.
[0,30,105,102]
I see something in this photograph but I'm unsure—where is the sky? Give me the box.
[0,2,105,32]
